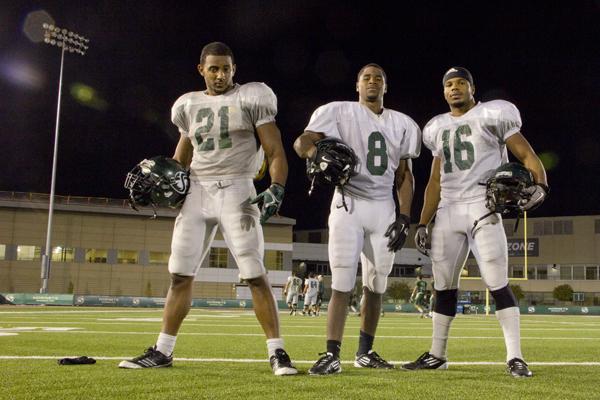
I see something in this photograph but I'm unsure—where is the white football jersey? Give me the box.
[287,276,303,294]
[305,277,319,296]
[423,100,522,204]
[305,101,421,200]
[171,82,276,180]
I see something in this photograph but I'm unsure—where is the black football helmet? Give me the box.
[306,137,358,189]
[485,162,534,215]
[124,156,190,211]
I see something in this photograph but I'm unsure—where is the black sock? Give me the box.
[327,340,341,358]
[357,330,374,356]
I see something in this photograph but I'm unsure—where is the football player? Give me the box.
[402,67,548,378]
[303,272,320,316]
[315,275,325,316]
[409,275,429,318]
[294,63,421,374]
[119,42,297,376]
[283,271,303,315]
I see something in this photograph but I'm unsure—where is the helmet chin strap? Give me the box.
[335,185,349,212]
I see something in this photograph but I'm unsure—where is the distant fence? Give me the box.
[3,293,600,315]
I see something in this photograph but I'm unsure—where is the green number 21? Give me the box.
[441,124,475,173]
[194,106,232,151]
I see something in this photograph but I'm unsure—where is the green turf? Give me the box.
[1,306,599,399]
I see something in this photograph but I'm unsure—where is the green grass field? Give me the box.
[1,306,599,400]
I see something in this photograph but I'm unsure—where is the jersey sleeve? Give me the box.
[497,100,522,141]
[171,97,189,135]
[401,116,422,159]
[422,119,440,157]
[304,103,341,139]
[244,82,278,128]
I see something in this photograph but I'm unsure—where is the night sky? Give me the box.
[1,1,598,229]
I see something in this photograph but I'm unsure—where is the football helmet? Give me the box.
[124,156,190,210]
[485,162,534,215]
[306,137,358,190]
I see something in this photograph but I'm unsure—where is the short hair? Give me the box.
[357,63,387,83]
[200,42,235,65]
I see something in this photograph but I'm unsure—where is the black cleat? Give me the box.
[354,350,394,369]
[269,348,298,376]
[402,352,448,370]
[507,358,533,378]
[308,352,342,375]
[118,346,173,369]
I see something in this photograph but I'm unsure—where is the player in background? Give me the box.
[409,275,429,318]
[294,63,421,374]
[402,67,547,378]
[303,272,320,316]
[315,275,326,316]
[119,42,297,376]
[283,271,303,316]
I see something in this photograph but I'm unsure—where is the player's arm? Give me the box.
[256,122,288,187]
[418,157,442,226]
[506,133,547,186]
[293,131,325,159]
[172,134,194,168]
[395,159,414,216]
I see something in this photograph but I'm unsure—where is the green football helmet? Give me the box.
[124,156,190,210]
[485,162,534,214]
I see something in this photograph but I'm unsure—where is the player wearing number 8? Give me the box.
[403,67,548,378]
[119,42,297,375]
[294,64,421,374]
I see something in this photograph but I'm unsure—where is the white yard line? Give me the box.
[0,355,599,366]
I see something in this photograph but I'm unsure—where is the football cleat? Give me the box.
[354,350,394,369]
[402,352,448,370]
[269,348,298,376]
[118,346,173,369]
[507,358,533,378]
[308,352,342,375]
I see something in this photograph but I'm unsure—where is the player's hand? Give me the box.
[519,183,549,211]
[250,183,285,224]
[415,224,429,256]
[384,214,411,252]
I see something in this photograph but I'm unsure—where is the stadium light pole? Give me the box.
[39,23,89,294]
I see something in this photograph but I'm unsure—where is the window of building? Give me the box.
[16,245,42,261]
[560,265,572,280]
[510,265,524,279]
[553,221,563,235]
[0,244,5,260]
[533,222,544,236]
[537,265,548,280]
[86,249,108,263]
[209,247,228,268]
[308,232,322,243]
[149,251,170,265]
[264,250,283,270]
[573,266,585,280]
[543,221,553,235]
[563,220,573,234]
[595,220,600,234]
[117,250,139,264]
[585,266,598,280]
[51,246,74,262]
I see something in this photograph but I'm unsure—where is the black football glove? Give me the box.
[384,213,411,252]
[519,183,549,211]
[250,183,285,224]
[414,224,429,256]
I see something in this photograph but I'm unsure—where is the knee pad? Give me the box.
[490,285,518,311]
[433,289,458,317]
[330,266,357,292]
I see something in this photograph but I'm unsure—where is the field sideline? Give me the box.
[1,306,599,400]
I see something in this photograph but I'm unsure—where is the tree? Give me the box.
[386,281,412,302]
[510,284,524,302]
[553,284,574,302]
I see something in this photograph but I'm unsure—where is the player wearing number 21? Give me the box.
[119,42,297,375]
[294,63,421,374]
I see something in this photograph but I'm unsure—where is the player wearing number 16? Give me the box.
[294,64,421,374]
[403,67,548,378]
[119,42,297,375]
